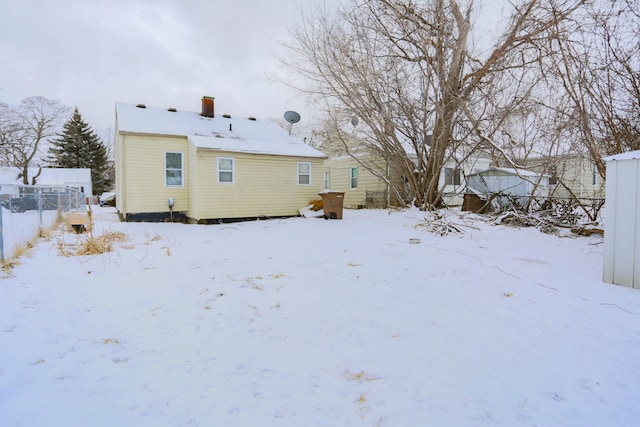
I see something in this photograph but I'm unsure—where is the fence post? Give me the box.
[37,187,43,228]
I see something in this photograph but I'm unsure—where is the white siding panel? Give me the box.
[603,160,617,284]
[604,158,640,288]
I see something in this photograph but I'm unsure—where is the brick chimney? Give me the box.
[201,96,215,118]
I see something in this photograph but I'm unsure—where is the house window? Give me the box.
[298,162,311,185]
[548,164,558,185]
[592,163,598,185]
[444,167,461,186]
[324,170,330,190]
[165,152,183,187]
[350,167,358,189]
[218,157,234,183]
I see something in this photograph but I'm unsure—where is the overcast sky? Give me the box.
[0,0,314,131]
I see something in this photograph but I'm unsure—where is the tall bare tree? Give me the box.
[538,0,640,179]
[282,0,585,209]
[0,96,69,185]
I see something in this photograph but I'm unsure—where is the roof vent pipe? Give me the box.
[201,96,215,118]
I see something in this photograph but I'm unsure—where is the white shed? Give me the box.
[466,167,549,197]
[603,150,640,289]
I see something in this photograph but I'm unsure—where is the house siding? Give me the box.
[524,154,605,199]
[191,150,324,220]
[116,134,189,218]
[552,156,605,199]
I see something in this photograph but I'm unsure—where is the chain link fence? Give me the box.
[0,184,87,263]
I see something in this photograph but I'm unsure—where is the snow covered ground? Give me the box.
[1,207,639,426]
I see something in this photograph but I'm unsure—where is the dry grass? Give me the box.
[79,231,128,255]
[343,369,381,383]
[58,230,129,256]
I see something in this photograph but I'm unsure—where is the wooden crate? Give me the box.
[66,212,91,233]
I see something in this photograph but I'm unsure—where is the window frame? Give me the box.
[165,152,184,187]
[297,162,311,185]
[350,166,358,190]
[444,167,461,186]
[324,170,330,190]
[217,157,235,184]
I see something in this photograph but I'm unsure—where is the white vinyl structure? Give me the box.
[603,150,640,289]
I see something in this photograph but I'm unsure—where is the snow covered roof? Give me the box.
[0,167,91,187]
[115,103,327,159]
[604,150,640,161]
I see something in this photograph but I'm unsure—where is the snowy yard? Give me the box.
[1,207,639,426]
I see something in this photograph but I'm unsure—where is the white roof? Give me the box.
[115,103,326,158]
[0,167,91,187]
[470,167,542,178]
[604,150,640,161]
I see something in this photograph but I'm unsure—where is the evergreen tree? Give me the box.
[48,107,110,195]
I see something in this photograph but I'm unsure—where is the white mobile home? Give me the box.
[464,167,549,211]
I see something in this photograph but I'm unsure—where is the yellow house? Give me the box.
[115,98,327,222]
[323,153,396,208]
[320,133,407,208]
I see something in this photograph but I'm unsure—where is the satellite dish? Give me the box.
[351,117,359,128]
[284,110,301,124]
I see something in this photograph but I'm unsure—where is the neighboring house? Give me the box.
[321,131,495,208]
[323,153,399,209]
[0,167,92,197]
[320,134,405,208]
[523,153,605,200]
[114,98,327,222]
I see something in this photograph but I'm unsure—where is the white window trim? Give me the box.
[165,151,184,187]
[298,162,311,185]
[350,166,358,190]
[217,157,235,183]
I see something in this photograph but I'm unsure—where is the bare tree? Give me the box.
[0,96,70,184]
[539,0,640,178]
[282,0,585,209]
